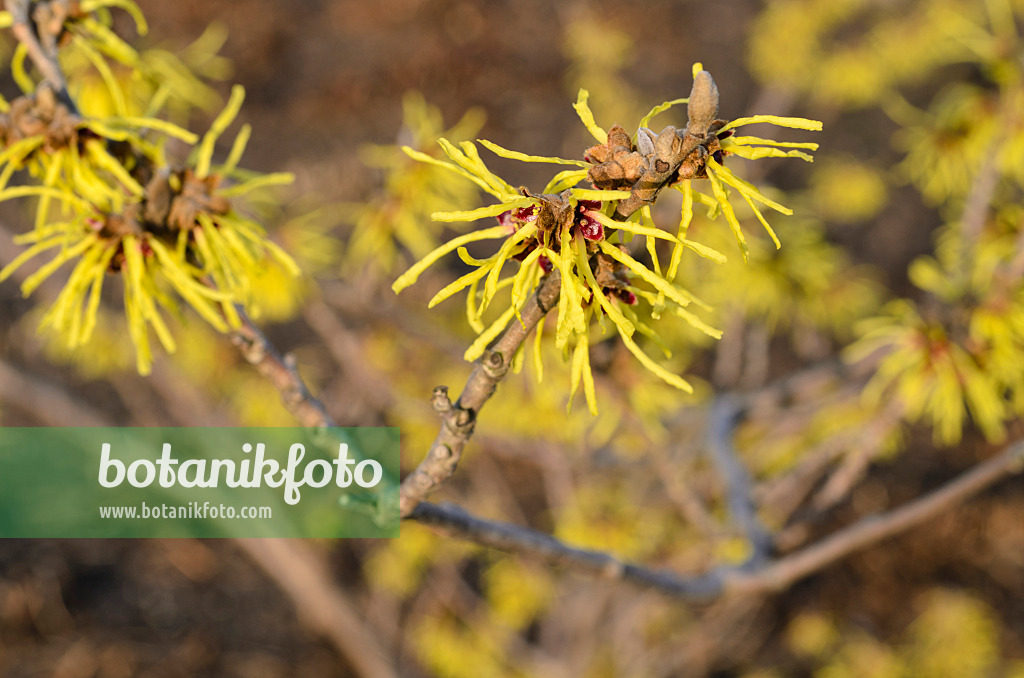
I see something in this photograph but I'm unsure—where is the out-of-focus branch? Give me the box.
[230,308,336,428]
[0,358,109,425]
[958,143,1000,278]
[234,539,399,678]
[303,297,393,416]
[960,149,999,248]
[732,437,1024,595]
[5,0,78,113]
[810,401,904,511]
[411,437,1024,601]
[706,395,773,568]
[411,501,725,599]
[0,362,395,678]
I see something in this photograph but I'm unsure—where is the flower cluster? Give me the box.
[848,214,1024,445]
[0,2,297,374]
[394,64,821,412]
[840,3,1024,446]
[343,91,486,275]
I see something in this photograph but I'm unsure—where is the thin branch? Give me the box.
[6,0,79,113]
[410,438,1024,601]
[145,360,236,426]
[397,269,562,517]
[712,312,745,388]
[1005,216,1024,281]
[234,538,400,678]
[739,322,770,389]
[733,438,1024,595]
[303,297,393,414]
[706,395,773,568]
[652,447,721,540]
[410,500,725,600]
[958,143,1000,276]
[810,402,904,511]
[756,434,849,541]
[0,358,110,425]
[321,278,467,361]
[229,307,336,428]
[0,363,395,678]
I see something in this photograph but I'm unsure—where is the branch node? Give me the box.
[409,471,435,494]
[481,349,506,377]
[230,332,264,364]
[431,386,452,414]
[450,407,475,431]
[229,311,335,428]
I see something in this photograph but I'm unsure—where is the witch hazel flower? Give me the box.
[575,200,604,241]
[394,65,820,413]
[496,205,538,231]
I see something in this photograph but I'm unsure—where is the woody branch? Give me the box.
[397,69,727,517]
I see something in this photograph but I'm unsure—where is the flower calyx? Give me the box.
[142,166,231,233]
[511,188,607,244]
[594,247,637,305]
[88,165,234,272]
[0,85,80,151]
[585,124,645,191]
[518,187,576,234]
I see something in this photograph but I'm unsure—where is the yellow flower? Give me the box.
[0,85,296,374]
[394,65,821,413]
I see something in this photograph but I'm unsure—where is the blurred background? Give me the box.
[2,0,1024,676]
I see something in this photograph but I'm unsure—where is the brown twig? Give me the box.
[732,438,1024,595]
[810,401,904,511]
[410,437,1024,601]
[712,313,745,388]
[0,358,110,425]
[398,269,562,516]
[302,296,393,414]
[233,539,400,678]
[5,0,78,113]
[612,70,720,219]
[0,361,396,678]
[652,448,721,539]
[229,307,336,428]
[958,143,1000,276]
[1005,215,1024,281]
